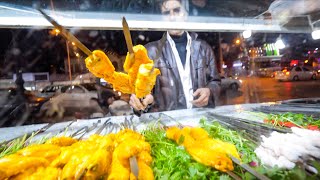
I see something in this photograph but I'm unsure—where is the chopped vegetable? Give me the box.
[264,112,320,130]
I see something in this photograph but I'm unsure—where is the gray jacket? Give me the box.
[145,32,221,112]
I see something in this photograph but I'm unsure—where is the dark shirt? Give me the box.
[171,32,188,67]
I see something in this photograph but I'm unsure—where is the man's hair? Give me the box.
[157,0,188,13]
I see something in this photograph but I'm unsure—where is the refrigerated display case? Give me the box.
[0,0,320,179]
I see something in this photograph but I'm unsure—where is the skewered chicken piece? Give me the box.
[108,129,154,180]
[0,155,49,179]
[0,130,154,180]
[52,135,114,179]
[17,144,61,162]
[19,167,61,180]
[166,126,240,172]
[45,136,78,147]
[85,45,160,98]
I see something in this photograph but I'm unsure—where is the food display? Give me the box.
[85,45,160,98]
[166,126,240,172]
[1,111,319,180]
[0,129,153,180]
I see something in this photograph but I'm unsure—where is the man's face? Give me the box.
[161,0,187,36]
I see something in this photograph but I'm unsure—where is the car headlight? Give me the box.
[29,103,40,108]
[239,79,243,83]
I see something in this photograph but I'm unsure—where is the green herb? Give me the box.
[0,134,28,158]
[267,112,320,128]
[0,133,52,158]
[143,127,222,180]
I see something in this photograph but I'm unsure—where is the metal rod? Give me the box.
[38,8,92,56]
[230,155,270,180]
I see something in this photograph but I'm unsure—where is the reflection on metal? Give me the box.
[0,2,312,33]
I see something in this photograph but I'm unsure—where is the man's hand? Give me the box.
[191,88,211,107]
[129,94,154,111]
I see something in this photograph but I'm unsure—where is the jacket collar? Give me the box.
[160,32,200,68]
[160,31,202,90]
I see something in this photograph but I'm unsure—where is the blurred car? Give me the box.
[220,75,242,91]
[0,88,48,127]
[38,84,66,98]
[257,67,281,77]
[275,66,317,81]
[39,83,117,119]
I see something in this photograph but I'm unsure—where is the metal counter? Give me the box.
[0,103,266,143]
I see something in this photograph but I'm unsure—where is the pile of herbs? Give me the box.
[143,118,319,180]
[143,125,225,180]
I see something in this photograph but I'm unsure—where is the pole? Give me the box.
[218,32,224,74]
[66,41,72,82]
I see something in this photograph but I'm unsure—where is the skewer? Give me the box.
[78,120,101,139]
[0,123,55,147]
[207,112,290,133]
[230,155,270,180]
[57,120,76,135]
[226,171,242,180]
[38,8,92,56]
[95,118,111,135]
[211,119,260,146]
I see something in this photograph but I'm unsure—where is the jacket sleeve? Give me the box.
[203,42,221,107]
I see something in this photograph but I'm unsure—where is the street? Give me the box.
[219,77,320,105]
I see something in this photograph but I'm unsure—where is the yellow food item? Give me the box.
[85,45,160,98]
[26,167,61,180]
[45,136,78,147]
[137,151,153,180]
[0,129,153,180]
[0,155,49,179]
[17,144,61,162]
[166,126,240,172]
[85,50,115,78]
[108,129,153,180]
[135,63,160,98]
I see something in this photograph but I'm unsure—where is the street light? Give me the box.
[242,30,252,39]
[311,29,320,40]
[235,38,241,45]
[275,35,285,49]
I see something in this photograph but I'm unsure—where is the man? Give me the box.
[130,0,221,112]
[98,89,116,115]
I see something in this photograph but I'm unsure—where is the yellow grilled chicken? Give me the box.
[108,129,153,180]
[45,136,78,147]
[0,130,153,180]
[166,126,240,172]
[85,45,160,98]
[0,155,49,179]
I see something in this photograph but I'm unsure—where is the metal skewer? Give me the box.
[38,8,92,56]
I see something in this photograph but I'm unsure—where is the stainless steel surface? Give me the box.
[0,104,262,142]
